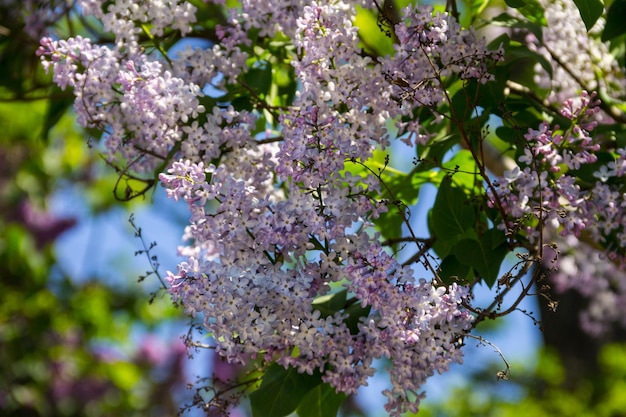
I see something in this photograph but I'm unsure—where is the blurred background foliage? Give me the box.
[0,2,191,416]
[418,343,626,417]
[2,0,626,416]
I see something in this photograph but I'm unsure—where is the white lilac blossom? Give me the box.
[38,1,503,414]
[79,0,197,50]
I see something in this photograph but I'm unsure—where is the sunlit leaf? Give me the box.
[312,289,347,317]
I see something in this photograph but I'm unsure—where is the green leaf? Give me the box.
[496,126,521,145]
[441,149,479,191]
[344,302,371,335]
[418,133,460,169]
[354,5,395,56]
[505,42,554,78]
[297,383,347,417]
[572,0,604,31]
[431,176,476,242]
[373,166,438,246]
[602,0,626,42]
[506,0,547,25]
[453,229,508,287]
[312,290,347,317]
[504,0,525,7]
[438,255,472,285]
[312,289,371,334]
[231,95,253,112]
[491,13,544,45]
[250,364,322,417]
[245,61,273,96]
[41,88,73,142]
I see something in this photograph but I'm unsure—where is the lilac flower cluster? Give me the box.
[79,0,197,50]
[506,0,626,337]
[379,4,503,146]
[489,91,604,242]
[37,0,503,413]
[158,2,494,412]
[36,0,203,173]
[490,91,626,335]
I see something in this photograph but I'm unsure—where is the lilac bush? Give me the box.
[35,0,626,415]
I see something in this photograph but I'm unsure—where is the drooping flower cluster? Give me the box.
[379,4,503,146]
[36,0,205,174]
[79,0,197,50]
[37,0,505,414]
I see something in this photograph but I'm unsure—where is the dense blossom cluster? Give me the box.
[161,2,495,413]
[36,0,204,173]
[501,0,626,336]
[36,0,506,413]
[490,91,626,334]
[490,92,601,241]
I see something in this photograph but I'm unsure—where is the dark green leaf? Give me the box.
[450,81,473,122]
[344,302,371,335]
[431,176,476,242]
[250,364,322,417]
[244,61,273,96]
[572,0,604,31]
[506,43,553,78]
[312,290,347,318]
[602,0,626,42]
[504,0,525,7]
[231,95,253,112]
[492,13,543,42]
[495,126,521,144]
[41,89,74,141]
[438,255,471,285]
[297,383,347,417]
[453,229,508,287]
[510,0,547,25]
[488,32,511,53]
